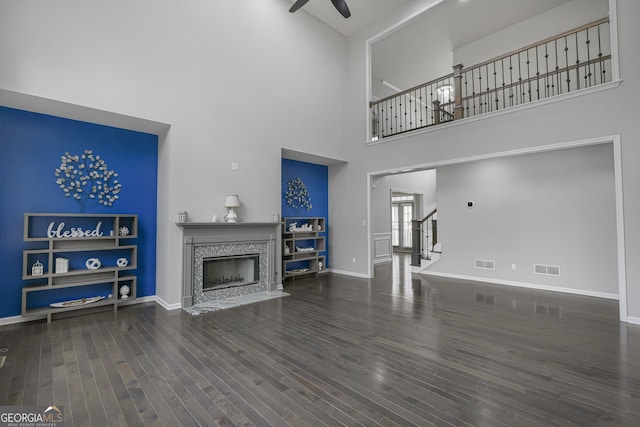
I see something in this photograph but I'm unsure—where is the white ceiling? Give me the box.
[289,0,570,39]
[288,0,414,37]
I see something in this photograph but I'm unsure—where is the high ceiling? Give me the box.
[289,0,571,38]
[288,0,414,37]
[290,0,608,97]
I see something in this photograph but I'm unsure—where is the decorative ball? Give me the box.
[120,284,130,299]
[116,258,129,267]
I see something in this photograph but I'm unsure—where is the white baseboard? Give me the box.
[329,269,372,279]
[154,296,182,311]
[119,295,156,306]
[0,314,42,326]
[627,316,640,325]
[420,271,619,300]
[374,257,392,264]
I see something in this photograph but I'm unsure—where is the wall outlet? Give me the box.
[231,162,239,171]
[352,257,356,264]
[511,263,517,271]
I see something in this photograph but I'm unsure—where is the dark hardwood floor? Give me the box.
[1,254,639,426]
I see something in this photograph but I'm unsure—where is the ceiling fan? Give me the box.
[289,0,351,19]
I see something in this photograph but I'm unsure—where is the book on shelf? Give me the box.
[55,257,69,274]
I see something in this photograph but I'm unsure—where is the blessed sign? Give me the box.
[47,221,104,238]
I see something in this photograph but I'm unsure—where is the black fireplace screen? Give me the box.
[203,253,260,291]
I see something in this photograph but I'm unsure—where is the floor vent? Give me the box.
[534,264,561,276]
[475,259,495,270]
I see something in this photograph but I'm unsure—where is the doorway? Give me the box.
[391,192,416,252]
[367,137,627,322]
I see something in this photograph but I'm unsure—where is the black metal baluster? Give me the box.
[390,98,394,135]
[419,87,424,128]
[526,49,532,102]
[493,62,500,111]
[575,32,581,90]
[484,64,489,112]
[517,52,524,105]
[501,58,506,109]
[509,56,514,107]
[535,46,540,101]
[485,64,490,112]
[554,39,560,95]
[585,27,592,87]
[564,36,571,93]
[382,102,387,137]
[429,84,434,125]
[598,24,605,84]
[471,69,477,116]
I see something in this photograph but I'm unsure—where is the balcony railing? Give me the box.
[370,18,611,141]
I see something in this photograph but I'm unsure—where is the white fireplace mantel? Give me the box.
[177,221,282,308]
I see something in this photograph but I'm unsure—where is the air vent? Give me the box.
[475,259,495,270]
[534,264,561,276]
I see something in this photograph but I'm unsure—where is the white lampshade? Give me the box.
[224,195,241,208]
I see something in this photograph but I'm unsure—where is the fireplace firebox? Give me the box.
[203,253,260,291]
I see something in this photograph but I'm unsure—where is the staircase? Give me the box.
[411,209,439,270]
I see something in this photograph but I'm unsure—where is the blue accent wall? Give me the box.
[281,158,328,267]
[0,106,158,318]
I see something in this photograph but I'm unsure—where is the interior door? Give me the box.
[392,199,414,251]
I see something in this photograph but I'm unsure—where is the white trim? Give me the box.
[608,0,620,81]
[119,295,156,306]
[373,232,393,263]
[0,314,42,326]
[612,135,627,321]
[366,135,628,322]
[420,271,619,300]
[330,269,372,279]
[154,295,182,311]
[627,317,640,326]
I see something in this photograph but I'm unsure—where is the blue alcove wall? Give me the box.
[0,106,158,318]
[281,158,329,268]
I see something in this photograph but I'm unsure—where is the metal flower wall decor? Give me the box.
[285,177,312,210]
[54,149,122,211]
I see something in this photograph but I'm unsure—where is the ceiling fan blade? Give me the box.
[289,0,310,13]
[331,0,351,18]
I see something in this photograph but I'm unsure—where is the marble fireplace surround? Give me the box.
[178,222,282,309]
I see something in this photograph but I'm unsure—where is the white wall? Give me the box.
[453,0,609,66]
[335,0,640,319]
[434,144,617,296]
[0,0,349,308]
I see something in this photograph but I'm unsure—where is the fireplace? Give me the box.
[178,222,282,309]
[203,254,260,291]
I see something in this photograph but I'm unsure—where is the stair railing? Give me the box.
[411,208,437,267]
[370,17,611,140]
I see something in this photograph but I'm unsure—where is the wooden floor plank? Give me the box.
[1,254,639,426]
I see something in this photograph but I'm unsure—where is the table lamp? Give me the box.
[224,195,241,222]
